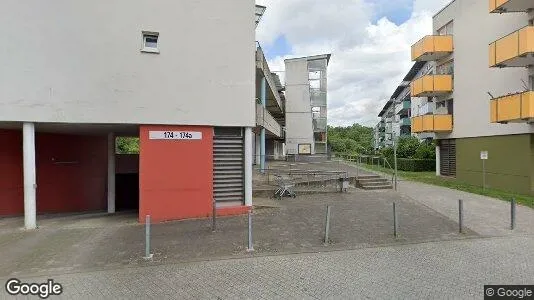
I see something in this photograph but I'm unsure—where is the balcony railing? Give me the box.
[411,35,454,62]
[256,103,283,137]
[410,75,453,97]
[490,91,534,123]
[400,117,411,126]
[395,100,411,115]
[411,114,453,133]
[489,26,534,68]
[489,0,534,13]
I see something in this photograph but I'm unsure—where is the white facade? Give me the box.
[0,0,255,127]
[432,0,534,140]
[284,54,330,155]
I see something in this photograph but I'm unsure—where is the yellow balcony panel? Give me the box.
[411,115,453,133]
[491,91,534,123]
[411,35,453,62]
[489,26,534,67]
[410,75,453,97]
[433,115,453,132]
[411,116,423,133]
[489,0,533,13]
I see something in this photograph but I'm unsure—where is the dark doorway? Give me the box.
[115,173,139,211]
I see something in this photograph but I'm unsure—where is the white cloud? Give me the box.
[256,0,451,127]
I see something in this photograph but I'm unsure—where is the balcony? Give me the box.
[410,75,453,97]
[489,26,534,68]
[490,91,534,123]
[256,103,282,137]
[411,35,454,62]
[400,117,411,126]
[411,115,453,133]
[395,100,411,115]
[489,0,534,13]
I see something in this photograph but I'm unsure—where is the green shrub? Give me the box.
[396,158,436,172]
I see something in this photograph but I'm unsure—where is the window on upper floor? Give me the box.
[141,32,160,54]
[437,60,454,75]
[437,21,453,36]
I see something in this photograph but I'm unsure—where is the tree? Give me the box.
[116,137,140,154]
[327,124,374,154]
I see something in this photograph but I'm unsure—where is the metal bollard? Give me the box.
[511,198,516,230]
[324,205,331,245]
[144,215,153,259]
[246,210,254,252]
[212,198,216,232]
[458,199,463,233]
[393,202,398,238]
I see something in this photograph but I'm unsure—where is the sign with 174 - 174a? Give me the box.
[149,131,202,140]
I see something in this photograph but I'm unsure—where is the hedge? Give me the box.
[395,158,435,172]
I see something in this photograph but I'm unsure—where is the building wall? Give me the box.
[285,58,314,154]
[456,134,533,195]
[433,0,533,140]
[0,130,108,215]
[0,0,255,127]
[139,125,213,223]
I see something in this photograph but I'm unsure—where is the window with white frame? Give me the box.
[437,21,453,36]
[141,32,160,53]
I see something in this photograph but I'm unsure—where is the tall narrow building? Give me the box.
[284,54,331,156]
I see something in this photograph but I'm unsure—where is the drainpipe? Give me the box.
[260,76,266,173]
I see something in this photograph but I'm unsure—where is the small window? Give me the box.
[141,32,159,53]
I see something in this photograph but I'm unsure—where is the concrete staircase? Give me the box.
[356,174,393,190]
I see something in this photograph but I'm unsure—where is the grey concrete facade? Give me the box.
[0,0,256,127]
[284,55,330,155]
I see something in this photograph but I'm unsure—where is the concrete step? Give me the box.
[361,184,393,190]
[357,175,381,180]
[358,178,390,184]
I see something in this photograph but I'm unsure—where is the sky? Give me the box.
[255,0,451,127]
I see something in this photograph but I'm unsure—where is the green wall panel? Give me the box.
[455,134,533,195]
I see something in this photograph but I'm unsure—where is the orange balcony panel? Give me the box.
[489,0,534,13]
[411,115,453,133]
[411,35,453,62]
[410,75,453,97]
[433,115,453,132]
[491,91,534,123]
[489,26,534,67]
[411,116,423,133]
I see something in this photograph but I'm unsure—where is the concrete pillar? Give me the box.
[23,122,37,230]
[274,141,279,160]
[260,76,266,173]
[255,134,260,165]
[435,144,441,176]
[107,133,116,213]
[244,127,253,207]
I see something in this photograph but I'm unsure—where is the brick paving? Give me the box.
[0,188,475,279]
[1,236,532,299]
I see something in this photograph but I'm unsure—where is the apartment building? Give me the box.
[254,40,286,170]
[410,0,534,194]
[285,54,331,156]
[0,1,287,228]
[374,62,427,149]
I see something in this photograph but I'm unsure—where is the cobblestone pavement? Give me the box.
[0,188,476,278]
[336,161,534,237]
[1,236,532,299]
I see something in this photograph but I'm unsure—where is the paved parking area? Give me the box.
[0,187,475,278]
[1,236,532,299]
